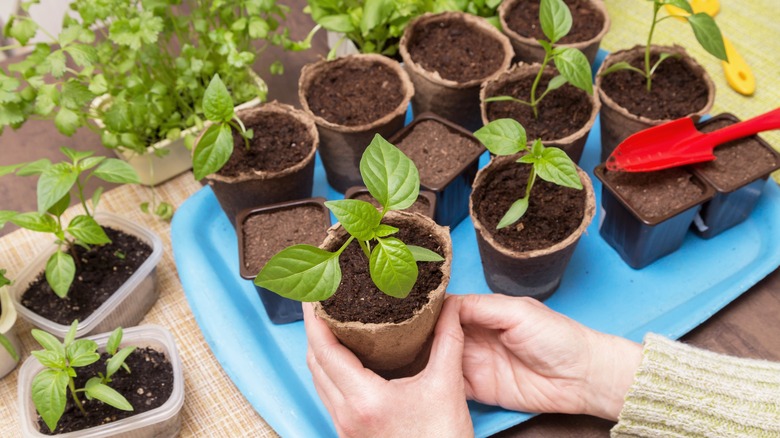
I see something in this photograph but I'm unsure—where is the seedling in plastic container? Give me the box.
[474,118,583,229]
[30,321,135,432]
[256,134,444,301]
[485,0,593,118]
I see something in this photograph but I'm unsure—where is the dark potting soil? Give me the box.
[407,18,505,83]
[475,163,585,251]
[350,192,432,217]
[395,119,483,187]
[37,347,173,435]
[696,119,778,191]
[22,228,152,325]
[505,0,604,44]
[306,61,404,127]
[321,221,444,324]
[485,71,592,141]
[217,112,313,178]
[600,53,709,120]
[602,168,705,219]
[242,205,330,275]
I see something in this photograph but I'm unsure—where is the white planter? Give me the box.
[91,70,267,186]
[0,288,21,378]
[18,324,184,438]
[326,31,360,57]
[10,213,163,339]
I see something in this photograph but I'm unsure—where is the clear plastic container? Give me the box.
[9,212,162,339]
[18,324,184,438]
[0,287,21,377]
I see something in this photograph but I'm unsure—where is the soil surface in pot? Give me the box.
[306,61,404,127]
[22,228,152,325]
[321,222,444,324]
[407,18,505,83]
[242,205,329,275]
[37,347,174,435]
[696,119,778,191]
[396,119,482,187]
[602,168,705,219]
[217,112,313,178]
[350,192,432,217]
[505,0,604,44]
[486,72,592,141]
[600,53,709,120]
[475,164,585,251]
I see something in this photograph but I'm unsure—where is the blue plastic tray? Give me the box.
[172,60,780,438]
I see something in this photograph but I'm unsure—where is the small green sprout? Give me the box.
[474,118,582,229]
[256,134,444,301]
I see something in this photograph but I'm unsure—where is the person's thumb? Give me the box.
[425,295,465,375]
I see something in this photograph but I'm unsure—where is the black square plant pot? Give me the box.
[595,165,716,269]
[236,198,331,324]
[689,114,780,239]
[390,112,485,227]
[344,186,437,219]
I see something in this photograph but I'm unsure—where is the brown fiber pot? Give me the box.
[204,101,318,227]
[313,211,452,378]
[595,45,715,162]
[298,54,414,193]
[399,12,514,132]
[480,63,600,164]
[498,0,610,65]
[469,155,596,300]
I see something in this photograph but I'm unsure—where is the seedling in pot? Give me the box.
[31,321,135,432]
[256,134,444,301]
[0,147,140,298]
[192,74,254,180]
[485,0,593,118]
[474,118,583,229]
[0,269,19,361]
[599,0,727,91]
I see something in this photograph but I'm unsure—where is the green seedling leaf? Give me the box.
[325,200,382,241]
[45,251,75,298]
[554,48,593,94]
[79,157,105,173]
[535,148,582,189]
[545,75,567,93]
[373,224,398,237]
[0,163,24,177]
[92,158,141,184]
[407,245,444,262]
[539,0,572,44]
[38,163,78,214]
[649,52,678,77]
[665,0,693,14]
[47,193,70,217]
[67,215,111,245]
[31,329,65,358]
[92,187,103,210]
[31,350,65,369]
[0,269,10,287]
[32,369,69,432]
[63,320,77,348]
[10,212,57,233]
[359,134,420,211]
[497,197,529,229]
[319,14,354,32]
[17,159,52,176]
[85,378,133,411]
[0,333,19,361]
[64,44,98,68]
[54,107,80,136]
[66,339,100,367]
[256,245,342,302]
[7,16,38,46]
[598,61,645,77]
[107,327,122,355]
[106,346,135,379]
[369,237,417,298]
[361,0,394,34]
[155,202,174,221]
[60,147,92,164]
[202,74,234,122]
[687,13,727,61]
[193,124,233,180]
[474,119,527,156]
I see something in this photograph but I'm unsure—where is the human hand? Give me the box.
[458,294,642,420]
[303,297,474,438]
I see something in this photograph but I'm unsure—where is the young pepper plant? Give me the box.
[256,134,444,301]
[599,0,727,91]
[485,0,593,118]
[474,118,582,229]
[192,74,253,181]
[0,270,19,362]
[31,321,134,432]
[0,147,140,297]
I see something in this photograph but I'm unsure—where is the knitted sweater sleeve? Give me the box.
[611,333,780,437]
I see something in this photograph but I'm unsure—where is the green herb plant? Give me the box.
[0,270,20,362]
[598,0,727,91]
[474,118,583,229]
[0,147,140,297]
[433,0,503,28]
[484,0,593,118]
[256,134,444,301]
[30,321,135,432]
[192,74,253,180]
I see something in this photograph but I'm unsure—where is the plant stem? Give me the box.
[530,51,552,119]
[75,178,92,217]
[68,378,87,416]
[524,166,537,200]
[645,1,662,92]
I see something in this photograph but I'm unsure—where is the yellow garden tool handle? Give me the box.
[665,0,720,19]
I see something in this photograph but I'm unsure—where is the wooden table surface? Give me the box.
[2,2,779,436]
